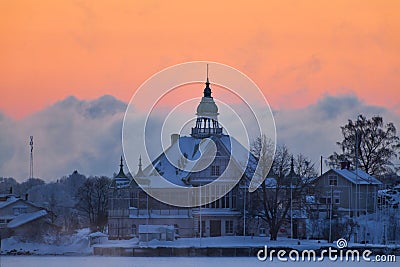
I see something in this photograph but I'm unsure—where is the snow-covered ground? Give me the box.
[2,227,399,256]
[0,256,398,267]
[1,228,91,255]
[93,235,328,250]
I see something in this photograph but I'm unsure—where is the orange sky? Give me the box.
[1,0,399,119]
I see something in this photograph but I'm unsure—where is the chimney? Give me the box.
[340,161,351,170]
[171,134,180,146]
[25,194,28,201]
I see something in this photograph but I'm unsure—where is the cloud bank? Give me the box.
[0,94,398,182]
[0,95,126,181]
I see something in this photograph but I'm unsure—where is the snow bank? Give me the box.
[1,228,92,255]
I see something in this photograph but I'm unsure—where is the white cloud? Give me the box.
[0,95,126,181]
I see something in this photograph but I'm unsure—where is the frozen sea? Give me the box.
[0,256,398,267]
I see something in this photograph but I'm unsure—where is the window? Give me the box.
[13,206,27,216]
[130,191,139,208]
[220,194,226,208]
[225,220,234,234]
[211,165,220,176]
[131,224,137,236]
[227,192,237,209]
[201,221,206,236]
[0,219,7,228]
[333,191,340,204]
[259,227,266,236]
[328,175,338,186]
[174,224,179,235]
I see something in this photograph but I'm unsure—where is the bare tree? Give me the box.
[76,176,111,231]
[328,114,400,176]
[250,136,315,240]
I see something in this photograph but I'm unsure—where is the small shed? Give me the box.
[138,225,175,242]
[89,231,108,245]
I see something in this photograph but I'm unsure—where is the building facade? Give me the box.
[312,163,382,217]
[0,193,53,239]
[108,75,250,240]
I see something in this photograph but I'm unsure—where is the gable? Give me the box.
[139,134,255,187]
[315,168,382,186]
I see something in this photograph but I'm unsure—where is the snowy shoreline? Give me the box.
[2,235,399,256]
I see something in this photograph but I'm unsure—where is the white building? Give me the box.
[108,74,254,240]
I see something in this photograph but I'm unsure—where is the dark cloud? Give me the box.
[274,94,399,170]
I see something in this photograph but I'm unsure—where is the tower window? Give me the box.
[328,175,338,186]
[211,166,220,176]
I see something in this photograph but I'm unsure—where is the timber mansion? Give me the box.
[107,74,386,243]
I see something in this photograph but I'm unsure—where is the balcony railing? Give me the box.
[191,127,222,138]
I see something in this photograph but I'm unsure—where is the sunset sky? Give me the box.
[1,0,399,119]
[1,1,400,181]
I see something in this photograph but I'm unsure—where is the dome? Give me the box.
[196,97,219,119]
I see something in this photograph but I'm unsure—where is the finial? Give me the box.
[204,64,212,98]
[136,155,145,177]
[115,155,127,178]
[206,64,209,84]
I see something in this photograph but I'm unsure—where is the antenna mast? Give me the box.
[29,136,34,179]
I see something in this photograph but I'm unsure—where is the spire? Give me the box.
[116,155,127,178]
[204,64,212,98]
[288,155,297,178]
[136,155,145,177]
[206,64,209,84]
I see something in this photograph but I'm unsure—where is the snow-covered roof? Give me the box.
[142,136,204,186]
[141,134,254,188]
[112,177,131,188]
[89,232,108,238]
[331,168,382,185]
[138,224,175,234]
[378,187,400,207]
[0,193,18,198]
[192,208,241,216]
[129,214,191,219]
[291,209,307,219]
[0,215,15,220]
[0,196,20,209]
[7,210,48,229]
